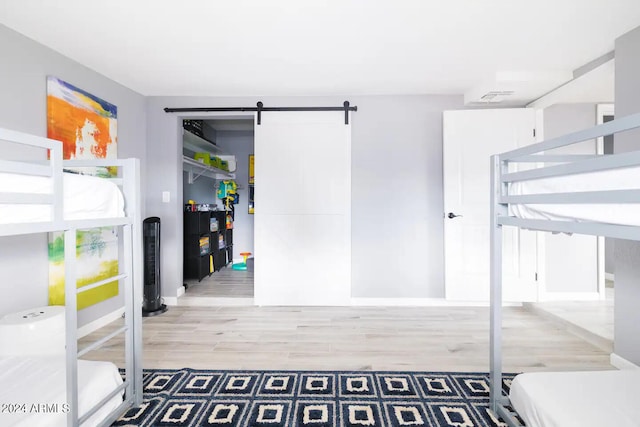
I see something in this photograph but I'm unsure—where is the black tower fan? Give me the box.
[142,217,167,316]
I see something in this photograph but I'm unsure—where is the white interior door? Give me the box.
[254,111,351,305]
[443,109,538,302]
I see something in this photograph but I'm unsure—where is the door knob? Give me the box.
[447,212,462,219]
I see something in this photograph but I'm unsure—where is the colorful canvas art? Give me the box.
[48,228,119,310]
[47,76,119,309]
[47,76,118,176]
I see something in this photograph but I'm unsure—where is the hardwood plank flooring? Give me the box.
[80,305,612,373]
[182,259,254,299]
[524,287,614,352]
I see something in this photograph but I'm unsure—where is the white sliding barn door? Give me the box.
[443,109,538,302]
[254,112,351,305]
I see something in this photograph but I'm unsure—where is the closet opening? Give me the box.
[181,115,255,304]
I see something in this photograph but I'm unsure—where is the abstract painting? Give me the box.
[48,228,119,310]
[47,76,119,309]
[47,76,117,176]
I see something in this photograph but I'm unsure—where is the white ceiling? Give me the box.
[1,0,639,101]
[528,60,616,109]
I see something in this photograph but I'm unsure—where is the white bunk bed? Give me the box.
[0,127,143,427]
[489,112,640,427]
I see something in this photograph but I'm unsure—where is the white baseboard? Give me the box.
[178,297,254,307]
[350,298,522,307]
[610,353,640,370]
[166,296,524,308]
[540,292,601,301]
[77,307,125,339]
[164,296,178,306]
[164,286,186,306]
[605,273,615,282]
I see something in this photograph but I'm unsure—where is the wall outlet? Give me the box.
[162,191,170,203]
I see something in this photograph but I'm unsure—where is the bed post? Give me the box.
[64,228,79,427]
[489,154,506,413]
[123,158,143,406]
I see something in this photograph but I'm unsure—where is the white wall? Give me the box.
[0,24,147,325]
[613,25,640,365]
[146,95,463,300]
[542,103,599,295]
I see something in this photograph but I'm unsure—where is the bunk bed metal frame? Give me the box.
[489,111,640,425]
[0,127,143,427]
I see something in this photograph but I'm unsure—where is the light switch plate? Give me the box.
[162,191,170,203]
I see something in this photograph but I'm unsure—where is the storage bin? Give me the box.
[183,119,204,137]
[210,156,222,169]
[194,152,211,165]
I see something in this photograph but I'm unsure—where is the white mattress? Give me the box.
[0,172,125,224]
[509,167,640,227]
[510,370,640,427]
[0,356,124,427]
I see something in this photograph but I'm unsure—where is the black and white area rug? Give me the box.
[112,369,517,426]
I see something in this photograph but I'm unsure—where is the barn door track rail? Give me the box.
[164,101,357,125]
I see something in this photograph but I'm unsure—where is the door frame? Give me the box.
[596,103,615,299]
[177,111,257,302]
[533,108,547,302]
[443,108,539,302]
[534,105,606,302]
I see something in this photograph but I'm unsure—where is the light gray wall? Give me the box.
[350,95,461,297]
[542,103,598,293]
[614,25,640,365]
[146,95,463,300]
[0,24,147,325]
[214,130,254,261]
[182,172,218,205]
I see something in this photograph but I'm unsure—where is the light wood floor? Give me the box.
[525,287,614,353]
[183,259,254,299]
[80,305,612,373]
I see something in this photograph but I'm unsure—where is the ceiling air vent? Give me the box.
[479,90,515,103]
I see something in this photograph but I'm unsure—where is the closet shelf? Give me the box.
[182,129,230,156]
[183,156,235,183]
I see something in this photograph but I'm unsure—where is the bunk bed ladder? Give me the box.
[64,224,139,427]
[63,159,143,427]
[64,228,79,427]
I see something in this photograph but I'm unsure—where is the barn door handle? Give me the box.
[447,212,463,219]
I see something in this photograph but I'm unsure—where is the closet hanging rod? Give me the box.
[164,101,357,125]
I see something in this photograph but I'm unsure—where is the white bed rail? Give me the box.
[489,112,640,426]
[0,128,63,234]
[0,130,136,236]
[494,111,640,239]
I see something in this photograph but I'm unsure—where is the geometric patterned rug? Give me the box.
[112,369,518,426]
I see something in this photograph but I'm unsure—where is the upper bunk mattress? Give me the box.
[0,172,125,224]
[508,166,640,227]
[510,370,640,427]
[0,356,123,426]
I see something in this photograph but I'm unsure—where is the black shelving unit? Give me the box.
[225,204,234,266]
[210,210,227,271]
[184,211,212,281]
